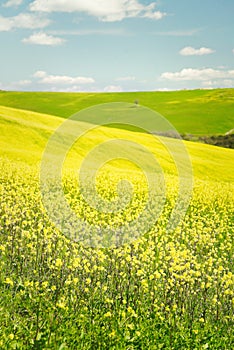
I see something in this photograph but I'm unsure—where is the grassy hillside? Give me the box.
[0,103,233,349]
[0,105,233,183]
[0,88,234,135]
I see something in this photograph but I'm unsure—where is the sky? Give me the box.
[0,0,234,92]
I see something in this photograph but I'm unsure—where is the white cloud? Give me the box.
[0,82,6,90]
[15,79,32,86]
[160,68,234,81]
[49,28,129,36]
[30,0,166,22]
[115,76,136,81]
[0,13,51,32]
[180,46,215,56]
[22,32,65,46]
[33,71,47,78]
[103,85,123,92]
[41,76,95,85]
[49,85,82,92]
[152,29,201,36]
[34,71,95,85]
[0,79,31,91]
[0,17,12,32]
[202,79,233,88]
[3,0,23,7]
[142,10,166,20]
[155,87,171,91]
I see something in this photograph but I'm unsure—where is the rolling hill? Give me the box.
[0,105,233,183]
[0,93,233,350]
[0,88,234,136]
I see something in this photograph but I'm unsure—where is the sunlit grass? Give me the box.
[1,88,234,135]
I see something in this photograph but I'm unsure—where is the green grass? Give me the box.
[0,88,234,135]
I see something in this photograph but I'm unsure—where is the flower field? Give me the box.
[0,104,233,349]
[0,157,233,349]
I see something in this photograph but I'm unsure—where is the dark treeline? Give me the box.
[182,134,234,149]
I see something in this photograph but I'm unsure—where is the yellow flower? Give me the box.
[24,280,32,288]
[105,298,113,304]
[73,278,79,285]
[56,300,67,309]
[55,258,63,268]
[155,271,161,279]
[127,323,134,330]
[5,277,14,287]
[72,257,80,268]
[109,330,116,338]
[42,281,48,289]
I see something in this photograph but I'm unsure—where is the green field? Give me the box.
[0,88,234,135]
[0,94,234,349]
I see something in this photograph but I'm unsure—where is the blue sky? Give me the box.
[0,0,234,92]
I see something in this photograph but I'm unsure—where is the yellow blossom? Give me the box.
[5,277,14,287]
